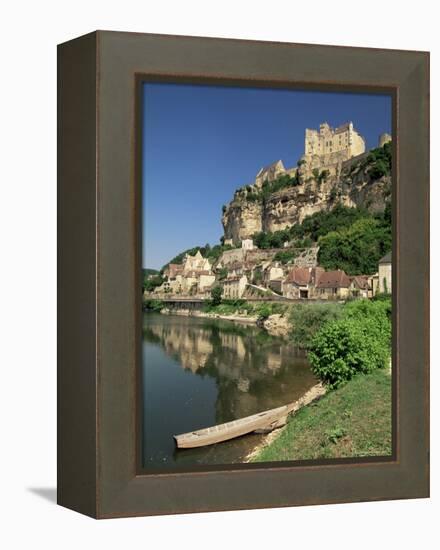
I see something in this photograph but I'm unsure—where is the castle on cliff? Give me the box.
[222,121,392,245]
[304,122,365,159]
[252,122,391,187]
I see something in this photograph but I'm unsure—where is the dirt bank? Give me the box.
[244,383,327,462]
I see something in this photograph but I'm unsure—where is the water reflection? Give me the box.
[142,313,316,469]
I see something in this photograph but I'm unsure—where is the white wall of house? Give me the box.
[378,262,392,294]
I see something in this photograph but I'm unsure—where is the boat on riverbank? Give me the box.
[174,383,326,449]
[174,405,290,449]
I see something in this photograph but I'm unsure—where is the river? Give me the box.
[141,312,316,470]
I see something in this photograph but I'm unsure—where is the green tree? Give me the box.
[309,297,391,387]
[143,274,164,292]
[317,217,391,275]
[210,286,223,306]
[273,250,297,264]
[217,267,228,280]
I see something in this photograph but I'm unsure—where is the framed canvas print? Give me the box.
[58,31,429,518]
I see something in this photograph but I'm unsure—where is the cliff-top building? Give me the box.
[304,122,365,159]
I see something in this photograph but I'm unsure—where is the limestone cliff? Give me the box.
[222,197,263,243]
[222,152,391,242]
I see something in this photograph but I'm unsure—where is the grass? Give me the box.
[251,368,392,462]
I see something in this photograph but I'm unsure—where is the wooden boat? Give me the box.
[174,404,290,449]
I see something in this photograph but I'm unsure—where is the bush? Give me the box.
[143,274,164,292]
[309,318,389,388]
[273,250,297,264]
[343,296,392,327]
[143,299,164,312]
[366,141,392,179]
[256,304,272,322]
[289,303,343,349]
[210,286,223,306]
[308,299,391,388]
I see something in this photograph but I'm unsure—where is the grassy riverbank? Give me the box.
[251,368,392,462]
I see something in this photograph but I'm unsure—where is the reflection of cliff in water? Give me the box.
[143,314,316,423]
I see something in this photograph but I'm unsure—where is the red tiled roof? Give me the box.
[310,267,325,284]
[285,268,311,286]
[350,275,369,290]
[316,270,350,289]
[165,263,184,277]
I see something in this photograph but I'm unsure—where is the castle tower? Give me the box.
[378,133,392,148]
[304,121,365,159]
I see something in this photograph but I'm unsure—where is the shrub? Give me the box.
[366,141,392,179]
[343,296,392,328]
[211,285,223,303]
[309,318,390,388]
[308,299,391,388]
[329,187,338,201]
[252,269,263,284]
[217,267,228,280]
[256,304,272,321]
[143,299,164,312]
[143,274,164,292]
[210,286,223,306]
[289,303,343,349]
[273,250,297,264]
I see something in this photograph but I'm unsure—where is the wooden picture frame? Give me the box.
[57,30,429,518]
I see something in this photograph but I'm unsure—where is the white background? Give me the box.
[0,1,437,548]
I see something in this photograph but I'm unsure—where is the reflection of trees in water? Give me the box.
[143,314,315,423]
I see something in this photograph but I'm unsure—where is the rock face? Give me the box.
[222,154,391,243]
[222,200,263,243]
[262,314,291,337]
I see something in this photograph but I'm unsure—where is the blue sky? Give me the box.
[142,82,391,270]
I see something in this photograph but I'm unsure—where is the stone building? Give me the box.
[304,122,365,159]
[315,269,351,300]
[282,267,324,299]
[379,133,392,148]
[155,250,215,296]
[242,238,254,250]
[182,250,211,273]
[222,275,248,299]
[163,263,183,279]
[255,160,286,188]
[349,275,370,299]
[378,252,392,294]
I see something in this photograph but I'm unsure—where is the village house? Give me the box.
[315,269,351,300]
[182,250,211,272]
[378,252,392,294]
[283,267,311,299]
[241,238,254,250]
[221,260,245,280]
[163,263,184,280]
[349,275,370,299]
[222,274,248,299]
[282,267,324,299]
[156,250,215,296]
[263,262,284,292]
